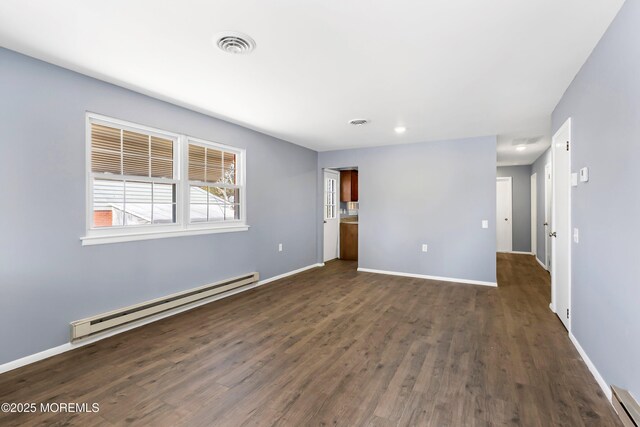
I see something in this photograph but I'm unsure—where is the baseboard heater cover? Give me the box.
[612,386,640,427]
[70,272,259,341]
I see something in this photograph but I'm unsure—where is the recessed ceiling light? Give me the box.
[394,126,406,134]
[349,119,369,126]
[516,146,527,151]
[215,32,256,54]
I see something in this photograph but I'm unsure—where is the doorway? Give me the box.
[551,118,571,330]
[531,173,537,256]
[544,162,552,270]
[323,169,340,262]
[496,177,513,252]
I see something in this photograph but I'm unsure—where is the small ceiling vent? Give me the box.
[215,32,256,54]
[349,119,369,126]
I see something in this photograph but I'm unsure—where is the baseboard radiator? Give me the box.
[70,272,259,341]
[612,386,640,427]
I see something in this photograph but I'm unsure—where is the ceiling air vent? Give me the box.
[215,32,256,54]
[349,119,369,126]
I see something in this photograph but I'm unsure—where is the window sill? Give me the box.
[81,225,250,246]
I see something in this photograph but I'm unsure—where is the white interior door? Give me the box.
[531,173,537,256]
[544,162,552,270]
[496,177,513,252]
[551,118,571,330]
[323,170,340,262]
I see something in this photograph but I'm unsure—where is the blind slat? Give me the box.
[91,123,174,179]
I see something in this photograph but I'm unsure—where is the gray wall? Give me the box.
[0,48,318,364]
[496,166,532,253]
[552,0,640,397]
[318,137,497,284]
[532,147,551,265]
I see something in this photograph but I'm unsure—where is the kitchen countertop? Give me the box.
[340,220,358,225]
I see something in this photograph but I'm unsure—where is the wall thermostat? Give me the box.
[579,167,589,182]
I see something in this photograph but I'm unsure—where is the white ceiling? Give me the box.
[0,0,624,165]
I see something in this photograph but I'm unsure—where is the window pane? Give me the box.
[93,179,124,227]
[190,204,208,222]
[223,152,236,184]
[188,145,206,181]
[123,130,149,157]
[150,136,173,159]
[221,187,239,204]
[123,154,149,176]
[208,203,225,221]
[92,150,121,175]
[206,149,223,183]
[151,158,173,179]
[205,186,225,203]
[226,203,240,220]
[190,185,209,204]
[153,203,175,224]
[91,124,121,152]
[125,181,152,203]
[153,183,176,224]
[125,204,152,226]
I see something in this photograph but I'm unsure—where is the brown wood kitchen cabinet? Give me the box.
[340,222,358,261]
[340,170,358,202]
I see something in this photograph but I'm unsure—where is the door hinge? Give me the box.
[567,308,570,319]
[566,141,570,151]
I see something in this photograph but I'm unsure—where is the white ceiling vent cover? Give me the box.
[349,119,369,126]
[215,32,256,54]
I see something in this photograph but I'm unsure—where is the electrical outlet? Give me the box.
[278,243,283,252]
[421,244,428,252]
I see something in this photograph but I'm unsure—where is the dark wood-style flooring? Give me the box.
[0,254,620,426]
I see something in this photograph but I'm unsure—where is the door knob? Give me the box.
[549,231,557,237]
[504,218,508,221]
[543,222,549,226]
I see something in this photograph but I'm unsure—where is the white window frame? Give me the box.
[82,113,248,246]
[183,136,247,230]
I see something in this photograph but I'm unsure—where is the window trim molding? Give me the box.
[83,112,248,245]
[183,135,247,228]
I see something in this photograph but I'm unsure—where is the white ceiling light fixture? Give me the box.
[394,126,406,134]
[215,31,256,54]
[348,119,369,126]
[516,146,527,151]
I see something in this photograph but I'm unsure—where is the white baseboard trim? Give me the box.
[569,332,611,401]
[498,251,534,255]
[535,257,547,270]
[356,267,497,287]
[258,263,324,286]
[0,262,324,375]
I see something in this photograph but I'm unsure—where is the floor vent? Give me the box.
[71,272,259,341]
[612,386,640,427]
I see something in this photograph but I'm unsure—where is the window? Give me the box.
[187,140,241,223]
[324,177,337,220]
[84,114,247,245]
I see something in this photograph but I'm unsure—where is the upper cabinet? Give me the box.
[340,170,358,202]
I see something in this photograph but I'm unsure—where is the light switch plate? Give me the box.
[580,167,589,182]
[421,244,428,252]
[278,243,283,252]
[573,228,579,243]
[571,173,578,187]
[482,220,489,229]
